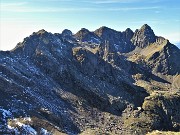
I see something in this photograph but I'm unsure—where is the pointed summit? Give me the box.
[74,28,90,41]
[140,24,152,30]
[123,28,134,40]
[131,24,156,48]
[140,24,155,38]
[97,26,111,31]
[125,28,133,33]
[94,26,118,37]
[75,28,90,36]
[80,28,90,33]
[35,29,48,36]
[62,29,72,37]
[75,28,100,43]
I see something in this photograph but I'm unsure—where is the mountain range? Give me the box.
[0,24,180,135]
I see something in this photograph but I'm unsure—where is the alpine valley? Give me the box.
[0,24,180,135]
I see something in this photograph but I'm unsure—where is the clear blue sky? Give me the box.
[0,0,180,50]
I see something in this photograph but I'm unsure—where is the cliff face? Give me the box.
[0,24,179,134]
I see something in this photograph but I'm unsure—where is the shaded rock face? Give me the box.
[94,26,135,53]
[148,42,180,75]
[123,28,134,41]
[62,29,73,37]
[132,24,156,48]
[0,24,180,134]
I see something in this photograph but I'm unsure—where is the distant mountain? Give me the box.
[0,24,180,135]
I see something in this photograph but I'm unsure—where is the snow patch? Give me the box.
[114,44,119,50]
[22,125,37,135]
[24,117,31,121]
[0,108,12,118]
[40,128,52,135]
[9,121,37,135]
[16,122,24,127]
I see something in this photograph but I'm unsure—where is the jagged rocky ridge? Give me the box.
[0,24,180,134]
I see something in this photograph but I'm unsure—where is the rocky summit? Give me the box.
[0,24,180,135]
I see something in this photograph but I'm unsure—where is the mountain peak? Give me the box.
[75,28,100,43]
[75,28,90,37]
[94,26,119,38]
[98,26,111,30]
[80,28,90,32]
[125,28,133,33]
[140,24,152,30]
[140,24,155,37]
[35,29,48,35]
[123,28,134,41]
[139,24,154,35]
[124,28,134,36]
[62,29,73,37]
[95,26,116,32]
[131,24,156,48]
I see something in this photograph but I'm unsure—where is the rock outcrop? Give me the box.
[131,24,156,48]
